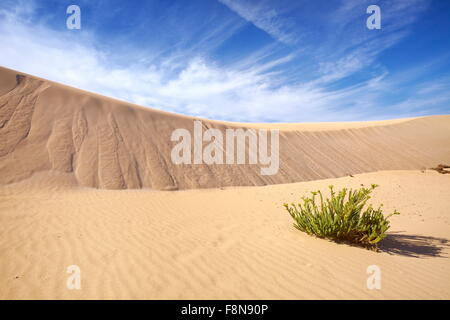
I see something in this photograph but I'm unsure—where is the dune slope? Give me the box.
[1,66,450,190]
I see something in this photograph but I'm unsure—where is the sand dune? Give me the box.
[1,66,450,299]
[1,66,450,190]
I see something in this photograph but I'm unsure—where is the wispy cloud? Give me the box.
[0,0,448,122]
[218,0,299,45]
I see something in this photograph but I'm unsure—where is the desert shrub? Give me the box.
[284,184,399,248]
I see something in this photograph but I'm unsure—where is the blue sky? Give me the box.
[0,0,449,122]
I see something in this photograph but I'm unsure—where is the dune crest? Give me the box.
[1,66,450,190]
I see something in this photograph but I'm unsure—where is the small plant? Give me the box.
[284,184,399,249]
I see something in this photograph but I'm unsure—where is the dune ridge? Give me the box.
[1,66,450,190]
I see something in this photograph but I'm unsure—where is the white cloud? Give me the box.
[0,1,448,123]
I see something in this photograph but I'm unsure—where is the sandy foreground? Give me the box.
[0,169,449,299]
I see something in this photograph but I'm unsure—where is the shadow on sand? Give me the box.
[379,232,450,258]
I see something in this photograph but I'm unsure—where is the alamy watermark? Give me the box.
[171,121,279,175]
[367,5,381,30]
[66,265,81,290]
[65,4,380,31]
[366,265,381,290]
[66,5,81,30]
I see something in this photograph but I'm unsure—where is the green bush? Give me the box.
[284,184,399,248]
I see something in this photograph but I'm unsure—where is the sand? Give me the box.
[1,66,450,299]
[0,170,449,299]
[1,66,450,190]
